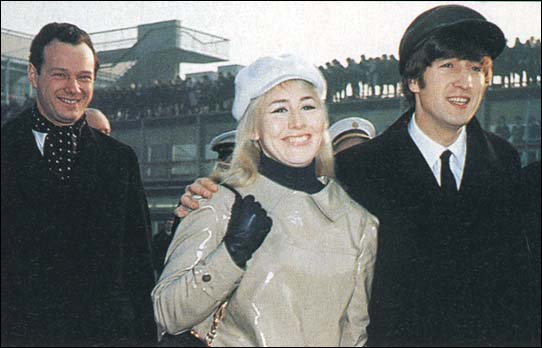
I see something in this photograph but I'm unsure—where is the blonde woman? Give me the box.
[152,55,378,347]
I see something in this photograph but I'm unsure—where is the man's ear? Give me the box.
[408,78,420,93]
[28,64,39,89]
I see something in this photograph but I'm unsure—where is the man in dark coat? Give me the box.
[1,23,156,346]
[336,5,534,346]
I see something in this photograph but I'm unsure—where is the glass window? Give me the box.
[147,164,170,178]
[172,144,197,161]
[171,163,198,177]
[147,144,169,162]
[147,196,179,210]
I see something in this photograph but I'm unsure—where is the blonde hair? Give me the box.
[211,80,335,188]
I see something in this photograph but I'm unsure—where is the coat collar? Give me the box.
[383,107,500,197]
[6,107,105,194]
[380,109,443,194]
[5,108,51,198]
[249,174,348,222]
[310,179,349,222]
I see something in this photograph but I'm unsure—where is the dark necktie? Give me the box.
[31,107,85,182]
[440,150,457,194]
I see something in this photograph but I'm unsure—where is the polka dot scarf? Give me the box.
[31,107,86,182]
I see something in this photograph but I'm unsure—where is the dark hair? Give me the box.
[29,22,99,76]
[402,28,493,107]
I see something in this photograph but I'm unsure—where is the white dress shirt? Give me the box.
[32,130,47,156]
[408,113,467,190]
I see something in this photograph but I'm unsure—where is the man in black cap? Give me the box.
[336,4,534,346]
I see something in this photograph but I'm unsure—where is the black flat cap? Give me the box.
[399,5,506,75]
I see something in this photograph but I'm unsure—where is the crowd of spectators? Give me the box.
[320,54,401,102]
[320,37,541,102]
[91,72,235,122]
[494,37,541,88]
[2,37,540,124]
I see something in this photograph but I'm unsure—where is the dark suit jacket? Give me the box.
[1,108,156,346]
[336,109,533,346]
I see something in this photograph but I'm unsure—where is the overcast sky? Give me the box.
[2,1,540,76]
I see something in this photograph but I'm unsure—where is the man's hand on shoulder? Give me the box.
[174,177,219,218]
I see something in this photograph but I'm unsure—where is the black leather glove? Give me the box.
[224,194,273,268]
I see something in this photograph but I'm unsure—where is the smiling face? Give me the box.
[28,40,95,126]
[253,80,327,168]
[409,57,488,146]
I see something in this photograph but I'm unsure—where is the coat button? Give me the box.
[202,274,212,282]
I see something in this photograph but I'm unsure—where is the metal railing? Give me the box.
[1,27,33,39]
[1,28,33,60]
[178,25,229,59]
[91,26,139,52]
[90,23,229,60]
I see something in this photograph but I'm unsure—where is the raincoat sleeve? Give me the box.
[340,211,379,347]
[151,190,245,335]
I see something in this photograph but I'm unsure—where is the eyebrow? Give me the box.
[269,99,288,105]
[48,67,93,75]
[436,58,482,64]
[268,96,315,106]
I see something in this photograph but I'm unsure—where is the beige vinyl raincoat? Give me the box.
[152,174,378,347]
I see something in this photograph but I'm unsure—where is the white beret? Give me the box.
[231,54,326,121]
[328,117,376,142]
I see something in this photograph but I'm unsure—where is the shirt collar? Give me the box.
[408,112,467,171]
[31,130,47,156]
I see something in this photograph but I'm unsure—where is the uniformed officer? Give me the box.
[328,117,376,155]
[210,129,236,163]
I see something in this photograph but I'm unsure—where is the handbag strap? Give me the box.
[204,300,228,345]
[190,297,229,346]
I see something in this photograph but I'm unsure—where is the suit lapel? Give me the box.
[71,125,101,198]
[455,118,497,223]
[384,111,442,201]
[9,112,52,204]
[460,119,493,195]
